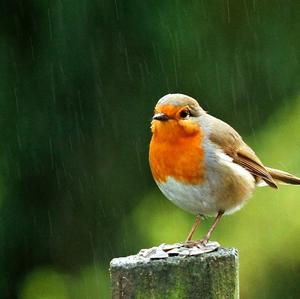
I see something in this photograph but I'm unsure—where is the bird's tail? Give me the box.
[266,167,300,185]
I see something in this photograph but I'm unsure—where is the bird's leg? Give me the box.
[201,211,224,245]
[185,215,202,242]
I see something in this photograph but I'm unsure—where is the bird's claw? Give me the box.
[183,239,209,248]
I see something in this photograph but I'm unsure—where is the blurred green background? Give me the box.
[0,0,300,298]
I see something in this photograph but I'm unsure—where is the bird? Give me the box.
[149,93,300,246]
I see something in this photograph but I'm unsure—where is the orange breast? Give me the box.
[149,120,205,184]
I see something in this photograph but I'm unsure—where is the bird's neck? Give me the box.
[151,120,200,143]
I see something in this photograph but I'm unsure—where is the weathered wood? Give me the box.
[110,247,239,299]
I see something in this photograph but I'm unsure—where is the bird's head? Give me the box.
[151,94,205,138]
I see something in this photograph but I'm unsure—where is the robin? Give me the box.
[149,93,300,245]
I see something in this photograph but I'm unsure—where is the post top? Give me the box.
[110,247,238,270]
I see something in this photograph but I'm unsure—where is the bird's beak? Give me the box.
[152,113,169,121]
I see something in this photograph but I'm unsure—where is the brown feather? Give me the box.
[266,167,300,185]
[206,114,278,188]
[234,150,277,188]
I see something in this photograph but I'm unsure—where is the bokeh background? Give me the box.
[0,0,300,298]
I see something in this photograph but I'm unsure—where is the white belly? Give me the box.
[156,150,256,216]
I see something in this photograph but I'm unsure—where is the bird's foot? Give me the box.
[138,240,220,259]
[183,238,209,248]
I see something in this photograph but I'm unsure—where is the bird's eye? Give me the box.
[179,109,190,119]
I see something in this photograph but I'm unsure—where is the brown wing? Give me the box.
[205,114,278,188]
[234,146,277,188]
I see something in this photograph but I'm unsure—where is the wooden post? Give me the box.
[110,247,239,299]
